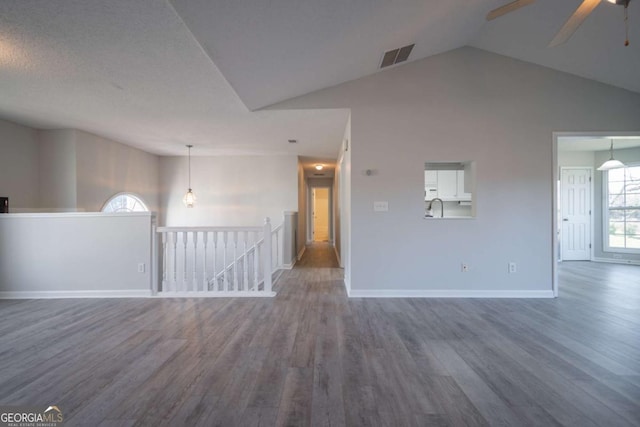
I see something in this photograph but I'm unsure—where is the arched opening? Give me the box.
[101,193,149,213]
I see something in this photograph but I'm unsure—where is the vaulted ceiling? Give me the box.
[0,0,638,156]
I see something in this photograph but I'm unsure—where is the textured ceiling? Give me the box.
[0,0,638,157]
[0,0,349,156]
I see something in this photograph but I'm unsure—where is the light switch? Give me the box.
[373,201,389,212]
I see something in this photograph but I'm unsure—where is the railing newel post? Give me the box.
[263,217,273,293]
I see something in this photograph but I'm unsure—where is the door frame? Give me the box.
[559,167,594,262]
[552,131,640,297]
[307,184,333,244]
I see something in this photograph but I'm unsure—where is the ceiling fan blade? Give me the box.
[486,0,536,21]
[548,0,602,47]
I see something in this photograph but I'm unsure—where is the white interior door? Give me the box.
[312,188,330,242]
[561,168,592,261]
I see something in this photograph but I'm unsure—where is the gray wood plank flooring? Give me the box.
[1,247,639,426]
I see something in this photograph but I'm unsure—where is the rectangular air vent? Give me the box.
[380,43,414,68]
[380,49,398,68]
[395,44,414,63]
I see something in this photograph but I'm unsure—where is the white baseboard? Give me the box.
[153,291,276,298]
[346,289,555,298]
[0,289,152,299]
[297,246,306,260]
[333,245,342,267]
[282,262,295,270]
[592,257,640,266]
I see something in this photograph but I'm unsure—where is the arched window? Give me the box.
[101,193,149,213]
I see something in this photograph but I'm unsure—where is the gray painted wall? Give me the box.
[0,119,40,210]
[333,162,341,262]
[0,213,153,293]
[272,47,640,293]
[339,117,351,288]
[558,150,595,169]
[160,154,298,227]
[2,122,160,214]
[75,130,160,213]
[297,159,308,258]
[38,129,78,210]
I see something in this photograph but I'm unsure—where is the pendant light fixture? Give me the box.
[183,144,196,208]
[597,140,626,171]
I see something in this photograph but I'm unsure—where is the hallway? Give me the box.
[291,243,341,268]
[0,252,639,425]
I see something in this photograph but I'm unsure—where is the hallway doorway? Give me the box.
[312,187,330,242]
[294,242,341,268]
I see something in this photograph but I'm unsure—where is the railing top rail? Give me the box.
[157,226,263,233]
[272,223,284,233]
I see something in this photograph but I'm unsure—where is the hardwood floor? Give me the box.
[0,248,639,426]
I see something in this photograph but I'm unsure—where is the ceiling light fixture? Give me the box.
[607,0,632,46]
[315,164,324,170]
[183,144,197,208]
[597,140,626,171]
[488,0,632,47]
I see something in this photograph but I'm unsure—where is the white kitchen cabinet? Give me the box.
[425,187,438,201]
[424,171,438,201]
[424,170,437,186]
[424,169,472,201]
[457,170,472,201]
[437,170,458,200]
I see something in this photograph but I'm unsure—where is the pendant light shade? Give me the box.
[597,140,625,171]
[183,145,196,208]
[183,188,196,208]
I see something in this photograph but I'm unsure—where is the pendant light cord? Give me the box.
[187,144,193,190]
[624,3,629,46]
[609,140,614,160]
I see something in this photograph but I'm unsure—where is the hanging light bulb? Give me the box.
[183,144,197,207]
[597,140,625,171]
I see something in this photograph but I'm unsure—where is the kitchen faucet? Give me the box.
[427,198,444,218]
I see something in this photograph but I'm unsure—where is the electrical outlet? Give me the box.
[138,263,145,273]
[508,262,517,273]
[461,263,469,272]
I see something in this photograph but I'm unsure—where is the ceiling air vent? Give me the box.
[380,43,414,68]
[314,173,325,176]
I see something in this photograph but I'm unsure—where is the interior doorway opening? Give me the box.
[553,132,640,297]
[311,187,330,242]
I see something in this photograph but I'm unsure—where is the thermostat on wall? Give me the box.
[373,201,388,212]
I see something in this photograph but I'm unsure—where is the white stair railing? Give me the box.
[271,223,284,271]
[156,217,279,297]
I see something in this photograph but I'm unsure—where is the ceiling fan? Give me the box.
[486,0,631,47]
